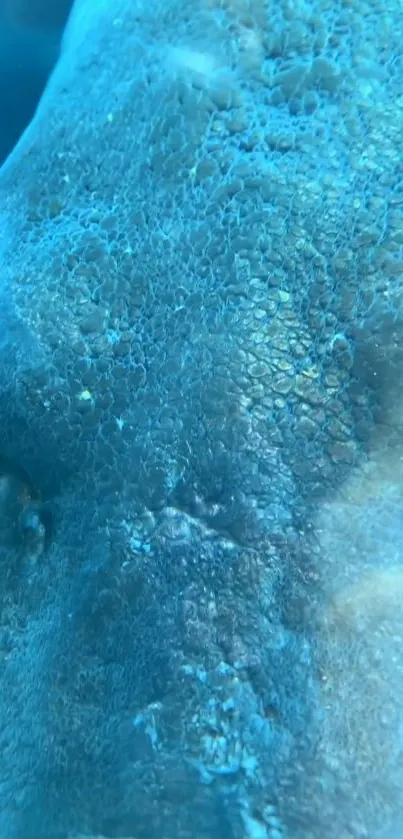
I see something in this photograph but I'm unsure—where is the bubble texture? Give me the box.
[0,0,402,837]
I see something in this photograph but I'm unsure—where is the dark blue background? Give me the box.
[0,0,73,164]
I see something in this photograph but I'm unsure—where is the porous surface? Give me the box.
[0,0,402,837]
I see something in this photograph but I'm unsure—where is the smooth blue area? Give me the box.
[0,0,73,165]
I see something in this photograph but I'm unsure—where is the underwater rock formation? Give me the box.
[0,0,402,836]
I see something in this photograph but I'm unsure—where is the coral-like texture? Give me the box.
[0,0,402,837]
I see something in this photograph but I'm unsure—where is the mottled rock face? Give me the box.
[0,0,402,837]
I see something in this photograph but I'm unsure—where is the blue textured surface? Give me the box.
[0,0,402,837]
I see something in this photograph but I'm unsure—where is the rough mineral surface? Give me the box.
[0,0,402,837]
